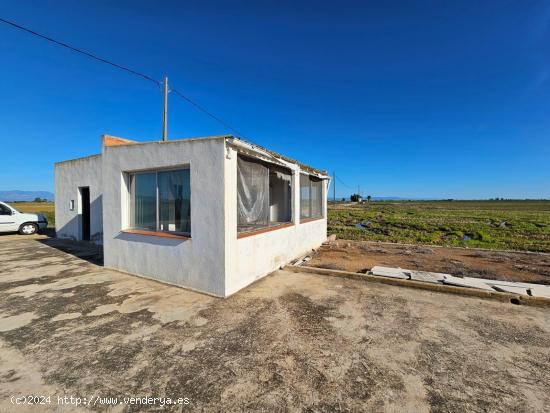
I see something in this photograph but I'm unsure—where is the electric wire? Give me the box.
[0,16,161,86]
[170,88,249,139]
[0,16,248,138]
[335,175,355,190]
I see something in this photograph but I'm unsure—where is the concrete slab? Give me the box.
[371,266,450,284]
[409,270,448,284]
[491,285,530,296]
[479,279,541,289]
[529,286,550,299]
[468,278,550,297]
[441,275,495,291]
[369,265,548,296]
[370,266,410,279]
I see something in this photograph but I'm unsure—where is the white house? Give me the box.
[55,135,329,297]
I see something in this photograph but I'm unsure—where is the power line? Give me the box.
[335,175,355,190]
[0,16,249,138]
[171,88,249,139]
[0,16,161,86]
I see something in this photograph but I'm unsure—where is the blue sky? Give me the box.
[1,0,549,198]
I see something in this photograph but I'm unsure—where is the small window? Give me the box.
[300,174,323,220]
[69,200,75,211]
[129,168,190,235]
[237,155,292,233]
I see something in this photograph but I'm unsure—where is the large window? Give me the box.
[237,155,292,233]
[300,174,323,220]
[129,168,190,235]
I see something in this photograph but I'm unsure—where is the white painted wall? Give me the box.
[102,138,227,297]
[224,145,328,296]
[54,155,103,242]
[55,137,327,297]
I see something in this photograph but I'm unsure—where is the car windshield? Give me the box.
[1,203,18,213]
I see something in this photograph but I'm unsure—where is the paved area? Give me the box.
[0,236,550,412]
[0,231,52,242]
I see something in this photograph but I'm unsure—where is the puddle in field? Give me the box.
[356,220,372,230]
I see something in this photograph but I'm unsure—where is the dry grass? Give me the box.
[10,202,54,227]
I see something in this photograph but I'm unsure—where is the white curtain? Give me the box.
[300,174,323,219]
[269,166,292,223]
[300,174,311,219]
[237,157,269,228]
[311,178,323,218]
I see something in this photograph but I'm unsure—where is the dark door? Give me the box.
[81,187,90,241]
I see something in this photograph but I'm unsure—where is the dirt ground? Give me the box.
[308,240,550,285]
[1,236,550,412]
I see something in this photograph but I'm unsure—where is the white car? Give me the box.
[0,201,48,235]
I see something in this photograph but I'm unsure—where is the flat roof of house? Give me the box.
[54,153,101,166]
[102,134,231,148]
[232,137,327,176]
[57,134,327,176]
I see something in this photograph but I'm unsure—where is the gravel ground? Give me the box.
[1,236,549,412]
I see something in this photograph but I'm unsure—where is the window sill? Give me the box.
[121,229,191,240]
[237,222,294,239]
[300,216,324,224]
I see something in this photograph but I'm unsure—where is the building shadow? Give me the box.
[41,195,104,265]
[37,236,104,266]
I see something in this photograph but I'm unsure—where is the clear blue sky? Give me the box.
[1,0,549,199]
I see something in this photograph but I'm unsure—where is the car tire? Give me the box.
[19,223,38,235]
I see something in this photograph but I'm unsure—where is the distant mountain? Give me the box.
[0,190,54,202]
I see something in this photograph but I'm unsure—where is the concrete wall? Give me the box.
[54,155,103,242]
[55,137,326,297]
[102,138,227,297]
[224,146,328,296]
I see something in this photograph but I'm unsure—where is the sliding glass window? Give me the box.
[300,174,323,220]
[129,168,190,235]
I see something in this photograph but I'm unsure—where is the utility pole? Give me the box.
[162,76,168,141]
[333,171,336,202]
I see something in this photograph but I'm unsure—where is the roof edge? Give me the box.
[55,153,101,166]
[102,134,138,147]
[226,137,328,177]
[101,134,232,149]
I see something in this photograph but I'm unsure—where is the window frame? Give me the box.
[236,155,294,235]
[127,167,191,237]
[300,173,324,221]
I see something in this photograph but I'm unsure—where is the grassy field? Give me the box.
[328,200,550,253]
[10,202,55,227]
[8,200,550,252]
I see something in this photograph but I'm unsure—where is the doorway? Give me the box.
[80,187,90,241]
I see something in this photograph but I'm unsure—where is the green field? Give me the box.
[8,200,550,252]
[328,200,550,253]
[11,202,55,227]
